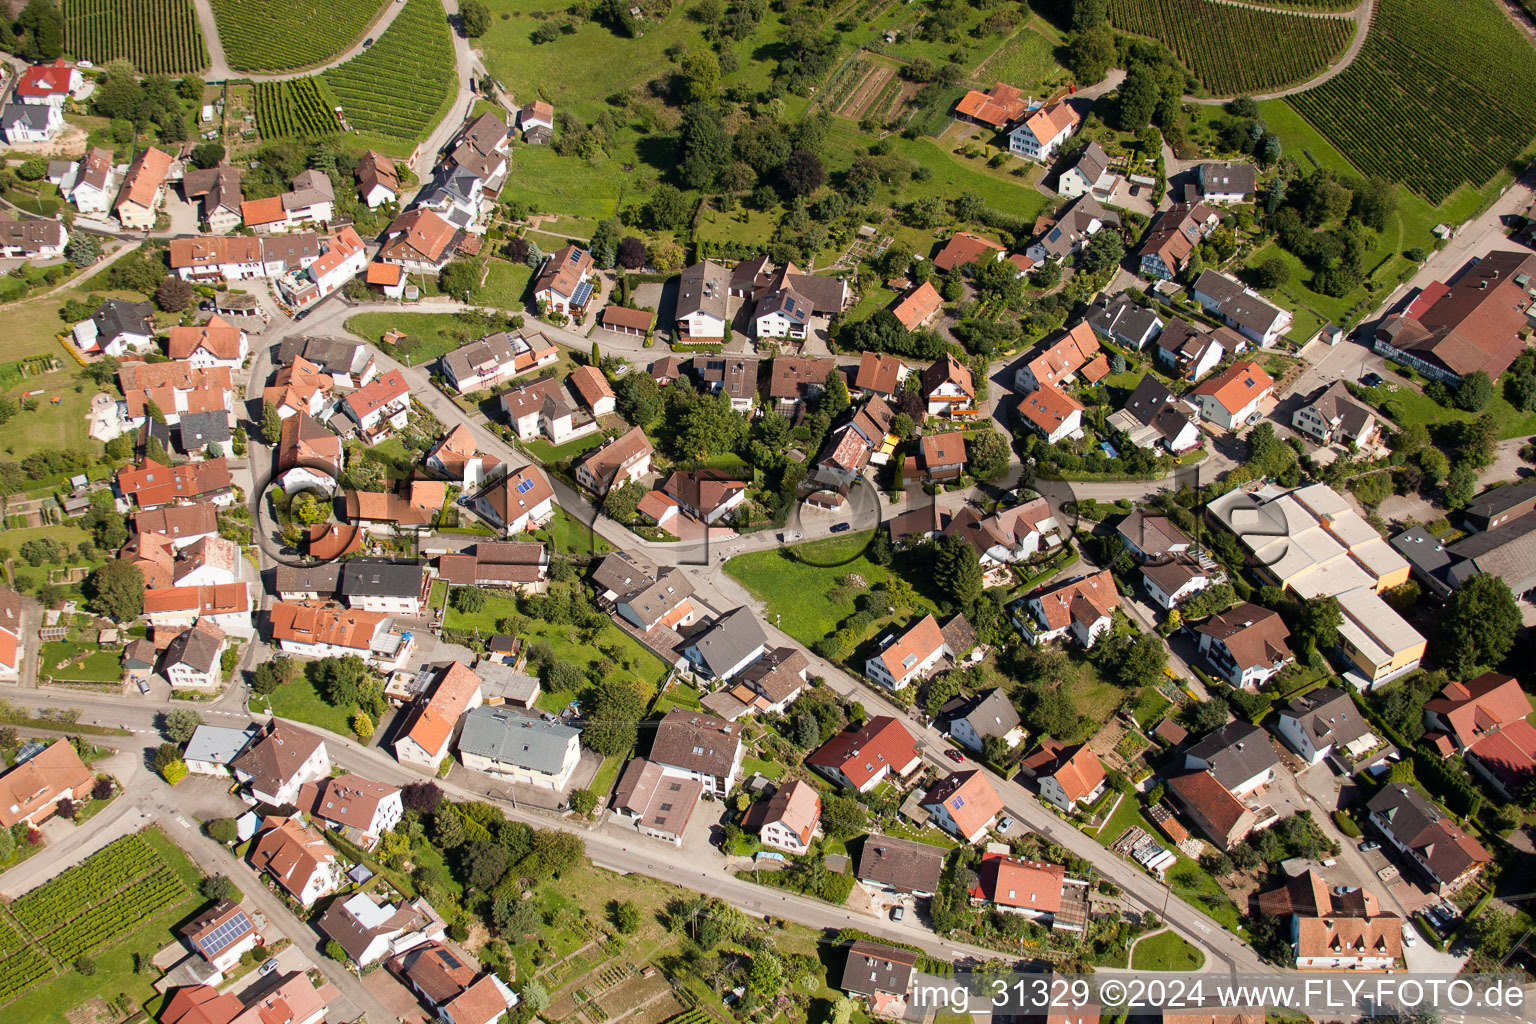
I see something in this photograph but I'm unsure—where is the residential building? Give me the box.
[131,504,219,548]
[969,853,1071,926]
[533,244,595,315]
[0,590,21,683]
[1197,162,1257,203]
[519,100,555,142]
[180,899,258,973]
[456,707,581,789]
[839,941,918,1016]
[183,724,259,777]
[1008,101,1080,162]
[250,816,342,906]
[278,225,368,308]
[1141,555,1219,610]
[1392,514,1536,602]
[142,582,252,637]
[755,286,811,340]
[1012,570,1120,647]
[568,364,616,415]
[115,147,175,229]
[1464,719,1536,800]
[275,409,343,493]
[1136,201,1224,281]
[267,602,416,671]
[1058,141,1114,198]
[1087,296,1164,351]
[1192,270,1292,347]
[944,498,1061,565]
[853,352,910,400]
[766,355,836,413]
[0,739,94,827]
[450,111,513,186]
[856,836,946,897]
[679,607,768,683]
[1292,381,1380,447]
[240,169,334,233]
[0,211,65,257]
[275,335,379,390]
[954,82,1029,130]
[436,542,549,593]
[72,299,155,357]
[921,769,1004,842]
[169,233,320,283]
[612,757,703,845]
[160,625,226,690]
[933,231,1004,273]
[807,716,922,792]
[16,60,82,107]
[1015,385,1084,444]
[676,259,731,339]
[426,423,504,491]
[471,465,556,535]
[1019,738,1107,812]
[343,481,442,533]
[379,207,461,273]
[1372,250,1536,383]
[575,426,653,495]
[942,689,1023,752]
[340,559,426,616]
[1155,317,1229,383]
[647,710,744,795]
[1116,510,1192,561]
[163,972,337,1024]
[733,647,810,715]
[1025,194,1119,265]
[355,150,399,208]
[891,282,943,331]
[341,368,411,443]
[181,164,244,233]
[1184,721,1277,797]
[748,779,821,854]
[1166,771,1257,850]
[66,146,117,215]
[1015,321,1103,392]
[167,315,248,370]
[923,353,975,415]
[390,941,519,1024]
[691,354,759,411]
[498,376,581,442]
[394,661,485,772]
[920,431,967,482]
[317,890,445,968]
[659,469,747,523]
[116,361,234,430]
[300,774,403,847]
[1195,603,1295,688]
[592,551,697,632]
[865,613,952,691]
[1190,359,1274,430]
[1276,686,1378,765]
[1423,672,1529,752]
[231,721,330,805]
[1366,783,1491,893]
[178,409,232,456]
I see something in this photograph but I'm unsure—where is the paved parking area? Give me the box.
[363,965,432,1024]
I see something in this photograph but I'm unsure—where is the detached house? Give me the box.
[954,82,1029,131]
[1025,194,1118,265]
[1193,270,1292,347]
[648,709,744,795]
[1367,783,1491,893]
[853,352,910,400]
[342,368,411,443]
[242,169,335,233]
[65,146,117,216]
[945,688,1024,752]
[2,100,60,143]
[318,891,445,969]
[267,602,415,672]
[1008,101,1080,162]
[457,707,581,790]
[920,431,966,482]
[1292,381,1380,447]
[471,465,555,535]
[160,625,226,690]
[613,757,704,845]
[807,716,921,792]
[1167,770,1257,851]
[1141,554,1219,610]
[1276,685,1378,765]
[1107,376,1201,454]
[1191,359,1274,430]
[167,315,248,370]
[1020,738,1107,812]
[1198,162,1257,204]
[1058,140,1114,198]
[115,147,175,230]
[0,739,94,828]
[1013,570,1119,648]
[1155,318,1230,383]
[355,150,399,208]
[592,551,697,633]
[391,942,519,1024]
[379,208,461,274]
[748,779,821,854]
[944,498,1061,565]
[680,607,768,683]
[73,299,155,358]
[15,60,82,108]
[865,613,952,691]
[933,232,1005,273]
[574,426,652,495]
[923,354,975,416]
[675,260,731,340]
[230,721,330,806]
[519,100,555,143]
[1136,201,1223,281]
[300,773,404,848]
[969,853,1073,927]
[0,213,65,259]
[766,355,836,413]
[658,469,747,524]
[1016,385,1084,444]
[1015,321,1103,392]
[921,769,1004,842]
[250,816,343,907]
[691,354,760,412]
[180,899,259,974]
[856,835,946,897]
[890,282,943,331]
[181,164,244,233]
[1196,602,1294,688]
[1184,721,1278,798]
[1086,296,1163,351]
[533,244,595,316]
[442,330,559,392]
[839,941,918,1017]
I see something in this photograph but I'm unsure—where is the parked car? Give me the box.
[260,958,279,975]
[997,816,1016,835]
[1360,372,1383,387]
[364,37,374,45]
[890,906,904,921]
[1401,921,1418,947]
[943,748,965,763]
[1332,885,1359,895]
[830,522,851,533]
[1358,840,1380,852]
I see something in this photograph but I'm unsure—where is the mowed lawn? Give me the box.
[722,530,939,648]
[345,311,477,364]
[261,672,358,736]
[1131,929,1208,970]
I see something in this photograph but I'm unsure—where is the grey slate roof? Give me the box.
[1086,296,1162,346]
[1185,720,1278,790]
[162,625,224,674]
[456,706,578,772]
[685,607,768,678]
[340,558,425,599]
[855,834,946,894]
[178,410,231,451]
[1300,381,1375,439]
[90,299,154,341]
[946,688,1020,741]
[273,563,342,596]
[676,260,731,322]
[3,103,50,131]
[276,336,372,376]
[1279,685,1372,750]
[1193,269,1288,335]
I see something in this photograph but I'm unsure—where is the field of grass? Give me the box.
[722,530,939,648]
[524,431,608,465]
[212,0,388,71]
[521,506,614,556]
[345,311,478,366]
[63,0,209,74]
[37,642,121,683]
[1353,380,1536,441]
[974,28,1062,89]
[473,259,533,309]
[501,143,650,222]
[1131,928,1207,970]
[445,587,668,686]
[259,672,358,736]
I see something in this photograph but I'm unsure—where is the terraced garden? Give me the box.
[63,0,208,74]
[1107,0,1353,96]
[1286,0,1536,202]
[212,0,387,71]
[321,0,456,143]
[255,78,341,138]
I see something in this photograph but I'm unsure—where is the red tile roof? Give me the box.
[954,83,1029,129]
[933,232,1005,272]
[1191,359,1274,415]
[806,716,919,789]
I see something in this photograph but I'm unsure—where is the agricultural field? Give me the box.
[974,28,1063,90]
[320,0,458,144]
[822,54,917,126]
[1285,0,1536,202]
[63,0,208,74]
[212,0,388,72]
[254,78,342,139]
[1107,0,1353,97]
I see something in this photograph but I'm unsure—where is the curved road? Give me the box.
[190,0,409,82]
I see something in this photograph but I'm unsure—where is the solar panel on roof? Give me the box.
[516,477,534,494]
[196,911,252,956]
